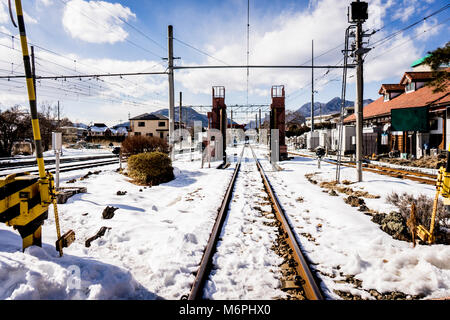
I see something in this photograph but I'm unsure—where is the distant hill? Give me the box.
[152,107,209,127]
[72,123,88,129]
[112,121,130,129]
[296,97,373,118]
[152,107,238,127]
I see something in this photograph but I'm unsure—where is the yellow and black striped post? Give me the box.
[14,0,45,180]
[12,0,62,253]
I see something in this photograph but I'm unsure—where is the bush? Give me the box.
[121,135,169,156]
[127,151,174,185]
[386,192,450,243]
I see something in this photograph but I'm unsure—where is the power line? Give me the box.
[173,37,230,66]
[95,0,167,52]
[56,0,164,60]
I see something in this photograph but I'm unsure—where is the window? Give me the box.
[134,132,141,136]
[405,82,415,92]
[384,93,389,102]
[158,121,166,127]
[138,121,145,127]
[160,132,164,139]
[146,133,153,137]
[429,118,438,131]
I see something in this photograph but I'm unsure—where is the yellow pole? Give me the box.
[14,0,64,254]
[14,0,46,179]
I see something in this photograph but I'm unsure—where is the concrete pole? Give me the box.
[355,21,364,182]
[311,39,314,132]
[168,25,175,158]
[259,108,262,129]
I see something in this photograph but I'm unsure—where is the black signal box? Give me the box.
[350,1,368,21]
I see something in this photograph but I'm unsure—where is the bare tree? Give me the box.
[0,106,32,157]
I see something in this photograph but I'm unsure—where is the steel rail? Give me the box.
[0,154,118,169]
[288,151,436,185]
[0,158,119,178]
[187,146,246,300]
[250,145,324,300]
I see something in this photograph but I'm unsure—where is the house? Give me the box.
[129,113,169,140]
[88,123,112,137]
[344,65,450,158]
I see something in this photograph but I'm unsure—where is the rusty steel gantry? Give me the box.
[270,85,287,161]
[207,86,227,163]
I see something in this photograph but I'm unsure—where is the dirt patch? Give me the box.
[319,180,380,199]
[378,154,446,169]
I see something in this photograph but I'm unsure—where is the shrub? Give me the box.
[127,151,174,185]
[121,135,169,156]
[386,192,450,243]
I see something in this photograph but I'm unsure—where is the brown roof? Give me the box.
[400,71,434,85]
[378,84,405,95]
[344,83,450,123]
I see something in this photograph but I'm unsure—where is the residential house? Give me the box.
[129,113,169,140]
[344,64,449,158]
[88,123,112,137]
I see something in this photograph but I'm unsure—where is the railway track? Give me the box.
[187,145,323,300]
[0,158,119,178]
[0,154,118,170]
[288,151,437,185]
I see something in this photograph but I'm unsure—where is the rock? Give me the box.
[358,204,369,212]
[116,191,127,195]
[329,189,338,196]
[344,195,365,207]
[102,206,118,219]
[85,226,111,247]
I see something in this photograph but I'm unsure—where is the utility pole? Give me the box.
[355,19,364,182]
[350,0,368,182]
[57,100,60,130]
[168,25,175,158]
[179,91,182,128]
[230,110,233,129]
[311,39,314,132]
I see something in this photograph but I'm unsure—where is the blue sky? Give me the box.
[0,0,448,126]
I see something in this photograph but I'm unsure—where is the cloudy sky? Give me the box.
[0,0,448,126]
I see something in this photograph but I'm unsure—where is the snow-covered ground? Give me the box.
[0,149,236,299]
[255,146,450,300]
[1,144,449,300]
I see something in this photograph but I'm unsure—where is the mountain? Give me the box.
[72,123,88,129]
[296,97,374,118]
[152,107,209,127]
[152,107,238,127]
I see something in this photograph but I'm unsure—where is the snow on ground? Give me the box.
[0,148,236,299]
[204,147,287,299]
[254,146,450,300]
[1,144,449,300]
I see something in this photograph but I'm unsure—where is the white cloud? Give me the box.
[37,0,53,6]
[176,0,403,99]
[0,2,8,24]
[62,0,135,44]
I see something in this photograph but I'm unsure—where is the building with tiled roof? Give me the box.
[344,67,449,158]
[129,113,170,140]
